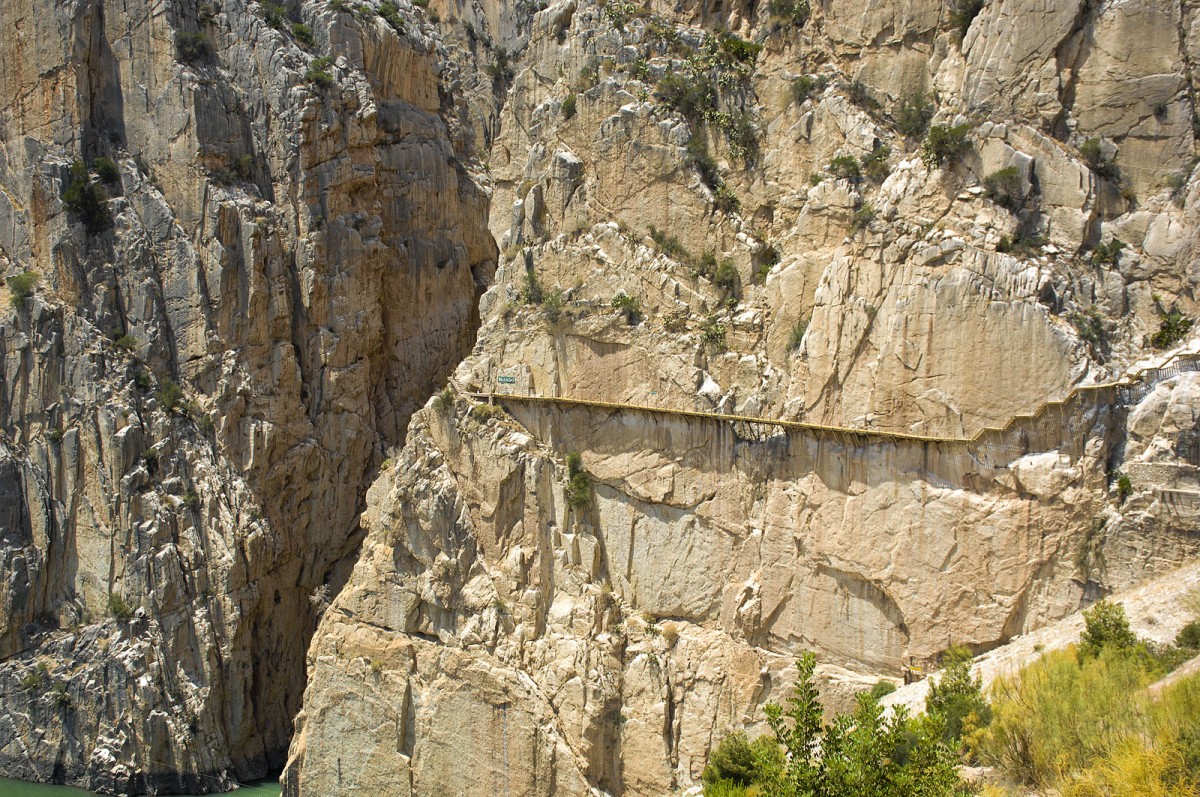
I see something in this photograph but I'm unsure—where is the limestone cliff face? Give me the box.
[0,0,494,791]
[287,0,1200,794]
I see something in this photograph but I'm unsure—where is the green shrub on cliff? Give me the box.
[922,124,972,169]
[7,271,39,308]
[565,452,591,508]
[108,592,133,620]
[62,161,112,234]
[702,652,966,797]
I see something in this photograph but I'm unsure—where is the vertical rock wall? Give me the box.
[0,0,495,791]
[287,0,1200,794]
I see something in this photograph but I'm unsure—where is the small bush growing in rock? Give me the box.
[701,315,726,350]
[305,55,335,87]
[469,402,502,422]
[1091,238,1124,267]
[860,144,891,181]
[541,287,564,321]
[755,244,780,282]
[433,385,455,413]
[657,72,717,128]
[176,31,215,64]
[1068,307,1105,349]
[922,123,972,168]
[108,592,133,620]
[155,378,184,412]
[787,318,808,351]
[767,0,810,26]
[713,185,740,213]
[21,663,49,690]
[1150,310,1193,349]
[829,154,861,180]
[565,451,591,508]
[848,80,880,111]
[791,74,827,104]
[1116,473,1133,500]
[93,157,121,186]
[261,2,290,31]
[51,682,74,710]
[62,161,112,234]
[997,233,1047,257]
[851,203,876,232]
[712,258,739,294]
[716,32,761,65]
[611,292,642,324]
[985,166,1024,211]
[292,22,315,46]
[520,268,544,305]
[724,111,758,161]
[561,92,576,119]
[648,225,693,266]
[895,91,934,137]
[487,48,515,84]
[1080,137,1119,181]
[576,62,601,91]
[378,1,405,32]
[7,271,39,308]
[687,138,720,190]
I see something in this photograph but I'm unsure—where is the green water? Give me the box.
[0,776,280,797]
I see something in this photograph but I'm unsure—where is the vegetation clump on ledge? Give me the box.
[564,451,591,508]
[62,160,113,234]
[922,124,972,168]
[702,651,967,797]
[977,598,1200,796]
[7,271,39,308]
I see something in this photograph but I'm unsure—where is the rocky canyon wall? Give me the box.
[286,0,1200,794]
[0,0,494,791]
[4,0,1200,794]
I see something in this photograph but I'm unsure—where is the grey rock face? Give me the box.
[0,0,494,791]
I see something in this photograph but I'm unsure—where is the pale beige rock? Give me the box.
[288,0,1200,794]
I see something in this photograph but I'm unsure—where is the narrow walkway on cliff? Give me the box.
[459,346,1200,448]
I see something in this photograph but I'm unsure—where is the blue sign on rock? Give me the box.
[497,376,517,384]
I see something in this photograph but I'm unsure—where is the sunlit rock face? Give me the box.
[0,0,493,790]
[286,0,1200,794]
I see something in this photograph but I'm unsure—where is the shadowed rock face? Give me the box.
[0,0,494,791]
[285,0,1200,794]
